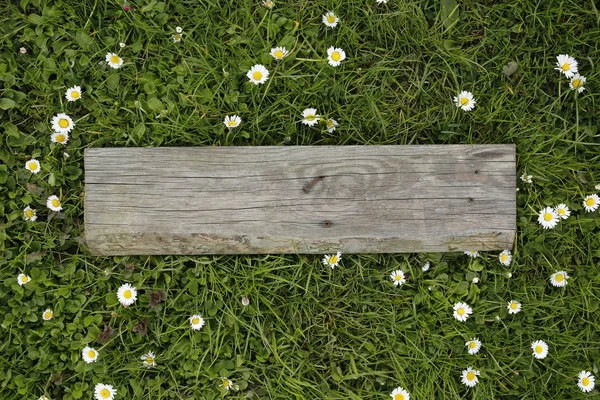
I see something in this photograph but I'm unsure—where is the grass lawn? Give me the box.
[1,0,600,398]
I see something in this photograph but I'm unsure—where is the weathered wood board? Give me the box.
[84,145,516,255]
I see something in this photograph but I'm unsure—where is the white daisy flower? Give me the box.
[454,91,476,111]
[554,204,570,219]
[376,0,389,3]
[38,396,48,400]
[119,42,125,48]
[18,273,31,285]
[176,26,183,33]
[270,46,289,60]
[222,377,233,390]
[224,115,241,129]
[25,159,41,174]
[472,277,479,284]
[23,206,37,221]
[464,250,479,258]
[461,366,480,387]
[555,54,578,78]
[538,206,559,229]
[550,271,568,287]
[51,131,69,145]
[578,370,595,393]
[20,47,27,54]
[520,173,533,183]
[262,0,274,8]
[141,351,156,368]
[65,85,82,102]
[82,346,99,363]
[389,386,410,400]
[51,113,74,134]
[422,261,430,272]
[301,108,320,126]
[569,73,586,93]
[326,118,338,133]
[595,184,600,190]
[322,12,339,28]
[105,52,124,69]
[241,297,250,306]
[499,250,512,266]
[583,194,599,212]
[190,314,205,330]
[531,340,548,359]
[46,195,62,212]
[507,300,521,314]
[173,33,183,42]
[247,64,269,85]
[42,309,53,321]
[453,302,472,322]
[117,283,137,307]
[322,251,342,269]
[465,338,481,355]
[390,269,406,286]
[94,383,116,400]
[327,47,346,67]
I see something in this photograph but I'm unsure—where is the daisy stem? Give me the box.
[294,58,323,62]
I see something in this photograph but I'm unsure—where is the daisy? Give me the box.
[270,46,289,60]
[65,85,82,102]
[175,26,183,33]
[105,52,124,69]
[472,277,479,284]
[461,367,480,387]
[454,91,476,111]
[538,206,559,229]
[117,283,137,306]
[82,346,99,363]
[25,159,41,173]
[322,12,339,28]
[550,271,568,287]
[322,251,342,269]
[465,338,481,355]
[241,297,250,306]
[247,64,269,85]
[301,108,320,126]
[20,47,27,54]
[119,42,125,48]
[173,33,183,42]
[422,261,430,272]
[94,383,116,400]
[141,351,156,367]
[18,273,31,285]
[190,314,205,330]
[51,113,74,134]
[23,206,37,221]
[326,118,338,133]
[554,204,570,219]
[499,250,512,266]
[38,396,48,400]
[376,0,389,3]
[262,0,274,8]
[595,184,600,190]
[453,302,472,322]
[531,340,548,359]
[327,47,346,67]
[520,173,533,183]
[51,131,69,145]
[464,250,479,258]
[224,115,241,129]
[507,300,521,314]
[555,54,578,78]
[42,309,53,321]
[389,386,410,400]
[222,377,233,390]
[46,195,62,212]
[583,194,599,212]
[390,269,406,286]
[578,371,595,393]
[569,74,586,93]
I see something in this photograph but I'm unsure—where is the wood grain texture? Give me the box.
[84,145,516,255]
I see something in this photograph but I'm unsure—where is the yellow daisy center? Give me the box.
[21,276,29,282]
[306,114,315,121]
[71,91,80,99]
[253,71,263,81]
[469,341,476,349]
[52,199,60,207]
[510,302,517,309]
[192,317,200,325]
[501,254,507,261]
[228,120,237,127]
[572,79,581,88]
[467,371,475,381]
[395,274,402,281]
[557,208,565,215]
[58,119,69,128]
[394,394,404,400]
[100,388,111,398]
[555,274,563,282]
[460,97,469,106]
[123,289,132,299]
[25,209,34,218]
[585,198,595,206]
[327,120,334,127]
[56,134,66,143]
[274,50,283,58]
[535,345,543,353]
[543,213,552,221]
[146,356,153,363]
[28,162,38,170]
[582,377,590,386]
[561,62,570,71]
[175,34,182,40]
[111,55,120,64]
[329,255,338,264]
[223,380,229,387]
[45,312,52,319]
[331,51,341,61]
[88,350,96,358]
[457,308,465,315]
[327,15,336,23]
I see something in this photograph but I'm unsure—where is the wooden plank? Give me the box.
[84,145,516,255]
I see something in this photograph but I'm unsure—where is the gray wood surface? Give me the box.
[84,145,516,255]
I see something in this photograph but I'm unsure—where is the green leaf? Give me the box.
[440,0,459,31]
[0,98,17,110]
[75,31,93,50]
[131,123,146,137]
[469,259,484,272]
[147,97,164,111]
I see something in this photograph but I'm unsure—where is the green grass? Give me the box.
[1,0,600,398]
